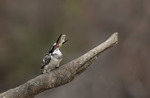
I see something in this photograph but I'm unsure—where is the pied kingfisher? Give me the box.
[41,34,68,74]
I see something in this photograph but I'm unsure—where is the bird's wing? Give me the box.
[41,53,51,69]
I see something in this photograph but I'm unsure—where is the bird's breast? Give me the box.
[50,55,62,65]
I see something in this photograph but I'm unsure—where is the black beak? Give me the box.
[56,33,62,44]
[62,39,68,45]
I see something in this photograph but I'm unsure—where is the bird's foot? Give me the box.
[55,66,59,69]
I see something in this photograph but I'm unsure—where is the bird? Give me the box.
[41,34,68,74]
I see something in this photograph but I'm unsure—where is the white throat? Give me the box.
[53,48,62,56]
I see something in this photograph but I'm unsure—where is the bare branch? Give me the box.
[0,32,118,98]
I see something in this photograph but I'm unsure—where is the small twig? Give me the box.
[0,32,118,98]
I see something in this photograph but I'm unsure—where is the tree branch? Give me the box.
[0,32,118,98]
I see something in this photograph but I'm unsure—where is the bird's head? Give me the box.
[55,34,68,48]
[49,34,68,53]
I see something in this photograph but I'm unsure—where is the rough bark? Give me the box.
[0,32,118,98]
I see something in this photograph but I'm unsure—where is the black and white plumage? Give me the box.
[41,34,68,74]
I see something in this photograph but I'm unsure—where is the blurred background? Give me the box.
[0,0,150,98]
